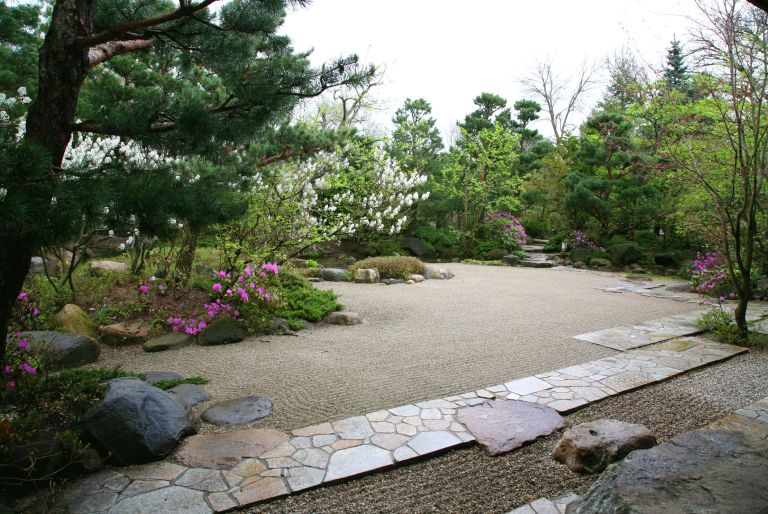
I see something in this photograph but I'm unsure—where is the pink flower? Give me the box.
[17,292,28,302]
[249,282,255,289]
[19,362,36,375]
[238,275,245,282]
[226,289,232,295]
[3,365,12,374]
[6,380,15,391]
[17,339,29,350]
[139,284,149,294]
[244,266,252,276]
[158,284,165,292]
[218,271,227,277]
[212,283,222,292]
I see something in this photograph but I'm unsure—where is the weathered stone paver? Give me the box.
[49,333,748,513]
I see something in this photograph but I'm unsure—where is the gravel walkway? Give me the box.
[245,347,768,514]
[93,265,702,433]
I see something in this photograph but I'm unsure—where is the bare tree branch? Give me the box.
[87,39,155,67]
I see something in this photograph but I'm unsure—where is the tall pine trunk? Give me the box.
[0,0,93,362]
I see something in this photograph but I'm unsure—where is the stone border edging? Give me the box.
[50,335,746,513]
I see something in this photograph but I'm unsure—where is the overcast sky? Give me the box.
[280,0,700,141]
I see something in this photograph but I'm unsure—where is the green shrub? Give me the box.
[634,229,657,249]
[460,259,507,266]
[274,272,343,323]
[306,259,319,268]
[520,218,548,239]
[543,232,569,253]
[349,256,426,279]
[413,226,459,256]
[695,308,740,344]
[471,239,506,260]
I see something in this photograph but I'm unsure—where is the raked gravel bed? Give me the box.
[244,346,768,514]
[90,264,702,434]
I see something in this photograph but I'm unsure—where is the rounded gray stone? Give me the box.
[201,396,273,426]
[17,331,100,368]
[142,333,193,353]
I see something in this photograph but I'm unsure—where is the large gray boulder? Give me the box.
[83,378,196,465]
[552,419,657,474]
[320,267,348,281]
[571,428,768,513]
[18,331,100,368]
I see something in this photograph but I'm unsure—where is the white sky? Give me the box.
[281,0,700,141]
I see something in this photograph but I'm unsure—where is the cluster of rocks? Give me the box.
[316,264,454,285]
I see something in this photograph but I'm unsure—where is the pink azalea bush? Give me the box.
[486,213,528,250]
[570,230,595,248]
[1,332,41,395]
[689,251,735,298]
[167,262,280,335]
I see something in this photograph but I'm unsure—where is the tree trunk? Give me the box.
[734,293,749,341]
[175,226,198,283]
[0,0,93,363]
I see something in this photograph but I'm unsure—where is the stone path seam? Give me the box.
[50,337,747,513]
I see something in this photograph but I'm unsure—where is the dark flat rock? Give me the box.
[457,400,565,456]
[167,384,210,407]
[143,333,193,352]
[17,331,100,368]
[197,318,248,346]
[173,429,288,469]
[201,396,273,426]
[573,428,768,513]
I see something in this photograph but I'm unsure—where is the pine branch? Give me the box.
[87,39,155,67]
[75,0,221,48]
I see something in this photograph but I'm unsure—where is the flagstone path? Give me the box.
[508,394,768,514]
[51,332,746,514]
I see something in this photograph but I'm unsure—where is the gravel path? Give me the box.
[93,264,701,433]
[244,347,768,514]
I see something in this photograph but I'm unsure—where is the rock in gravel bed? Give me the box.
[143,371,184,384]
[197,318,248,345]
[17,331,100,368]
[552,419,657,474]
[82,378,196,465]
[99,320,151,346]
[571,427,768,513]
[167,384,211,407]
[143,333,193,352]
[324,312,362,325]
[201,396,273,426]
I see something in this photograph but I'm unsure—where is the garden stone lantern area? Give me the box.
[49,328,746,513]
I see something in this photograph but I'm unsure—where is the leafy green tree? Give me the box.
[0,0,372,360]
[0,3,43,93]
[658,0,768,338]
[440,123,522,254]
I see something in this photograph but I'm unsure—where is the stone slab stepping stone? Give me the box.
[201,396,273,426]
[173,428,289,469]
[325,444,393,481]
[143,371,184,384]
[552,419,657,474]
[574,428,768,513]
[143,333,193,352]
[457,400,565,456]
[109,486,211,514]
[167,384,211,407]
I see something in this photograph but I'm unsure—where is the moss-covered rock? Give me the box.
[52,304,99,340]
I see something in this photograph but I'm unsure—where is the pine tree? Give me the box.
[664,38,690,92]
[0,0,373,361]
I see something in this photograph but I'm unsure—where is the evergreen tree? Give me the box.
[664,38,690,93]
[0,0,373,360]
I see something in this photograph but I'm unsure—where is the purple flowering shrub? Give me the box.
[485,213,528,250]
[570,230,595,248]
[1,333,42,394]
[167,262,281,335]
[9,290,45,332]
[689,251,736,298]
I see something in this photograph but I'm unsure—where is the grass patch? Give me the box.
[461,259,508,266]
[349,256,425,279]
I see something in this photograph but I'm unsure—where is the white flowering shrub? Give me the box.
[218,140,430,267]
